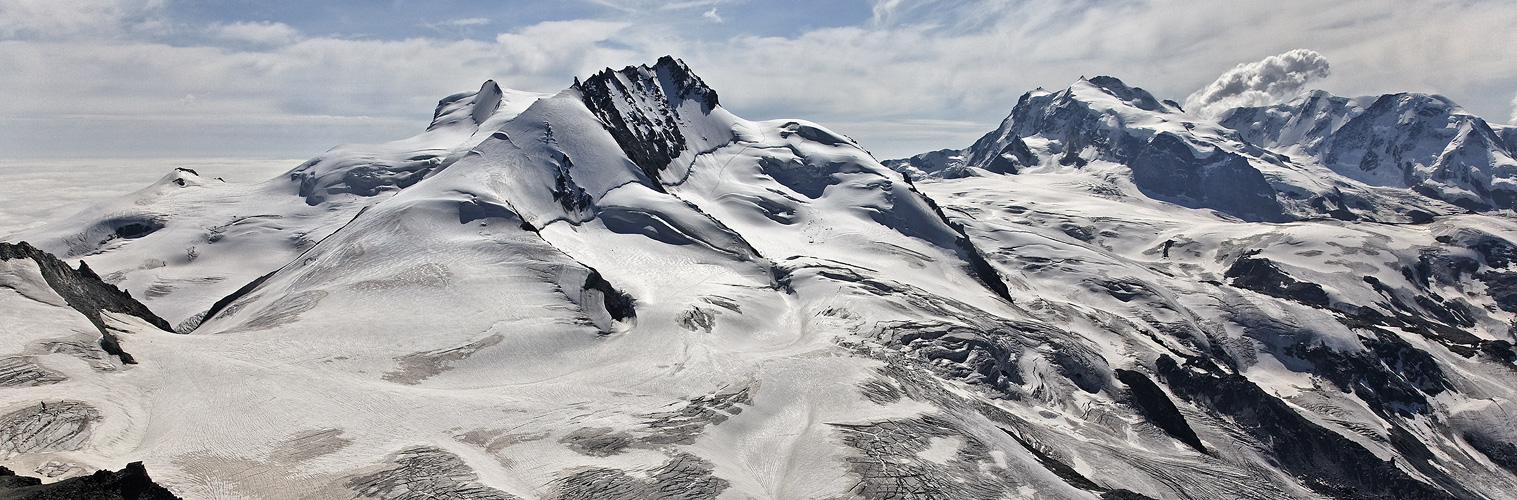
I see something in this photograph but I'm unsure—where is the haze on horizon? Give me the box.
[1,0,1514,161]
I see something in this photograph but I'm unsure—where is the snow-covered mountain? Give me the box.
[1,58,1515,499]
[1219,91,1517,211]
[886,76,1517,224]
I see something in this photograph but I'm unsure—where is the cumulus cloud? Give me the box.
[702,8,722,23]
[1184,49,1331,117]
[871,0,908,26]
[3,0,1517,160]
[0,0,165,39]
[1510,92,1517,125]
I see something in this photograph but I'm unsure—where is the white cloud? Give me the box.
[2,0,1516,161]
[0,18,643,157]
[870,0,908,26]
[210,21,301,45]
[1185,49,1331,117]
[587,0,730,12]
[443,18,490,27]
[702,8,722,23]
[671,0,1517,157]
[1510,92,1517,126]
[0,0,165,39]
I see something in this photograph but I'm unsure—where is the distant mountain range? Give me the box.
[2,57,1515,499]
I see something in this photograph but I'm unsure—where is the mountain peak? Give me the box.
[428,80,503,131]
[1077,75,1176,113]
[577,56,720,111]
[574,56,727,191]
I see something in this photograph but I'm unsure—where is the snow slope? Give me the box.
[1,59,1515,500]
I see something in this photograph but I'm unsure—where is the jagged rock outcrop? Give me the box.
[576,56,721,191]
[1,242,170,363]
[0,462,181,500]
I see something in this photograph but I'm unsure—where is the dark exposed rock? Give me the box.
[899,174,1015,303]
[640,387,750,445]
[582,269,635,322]
[195,270,276,330]
[887,321,1025,396]
[833,416,1012,499]
[1102,490,1161,500]
[1153,354,1458,499]
[576,56,717,192]
[675,307,716,333]
[986,137,1036,174]
[1001,428,1101,491]
[1225,251,1329,307]
[1480,339,1517,363]
[0,358,66,387]
[560,427,634,457]
[1114,369,1206,453]
[0,467,40,490]
[1350,255,1489,357]
[0,401,99,454]
[1086,76,1168,112]
[1479,270,1517,314]
[1469,235,1517,269]
[1001,428,1160,500]
[347,447,519,500]
[1128,133,1289,222]
[550,453,727,500]
[0,462,181,500]
[1,242,173,364]
[1286,330,1450,417]
[551,155,594,215]
[1464,432,1517,475]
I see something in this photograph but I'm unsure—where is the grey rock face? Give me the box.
[1220,91,1517,211]
[0,401,99,454]
[1127,133,1288,222]
[1154,354,1465,500]
[560,427,635,457]
[576,56,719,192]
[550,453,727,500]
[640,387,751,445]
[1,242,173,364]
[0,357,66,387]
[346,447,520,500]
[0,461,182,500]
[834,416,1015,499]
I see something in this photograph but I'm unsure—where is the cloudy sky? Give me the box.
[2,0,1515,161]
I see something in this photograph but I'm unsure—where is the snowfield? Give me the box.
[2,57,1516,499]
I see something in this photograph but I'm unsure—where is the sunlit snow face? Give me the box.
[0,158,294,236]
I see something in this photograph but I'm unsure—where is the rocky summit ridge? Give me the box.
[1,58,1516,499]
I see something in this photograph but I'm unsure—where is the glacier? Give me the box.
[0,57,1515,499]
